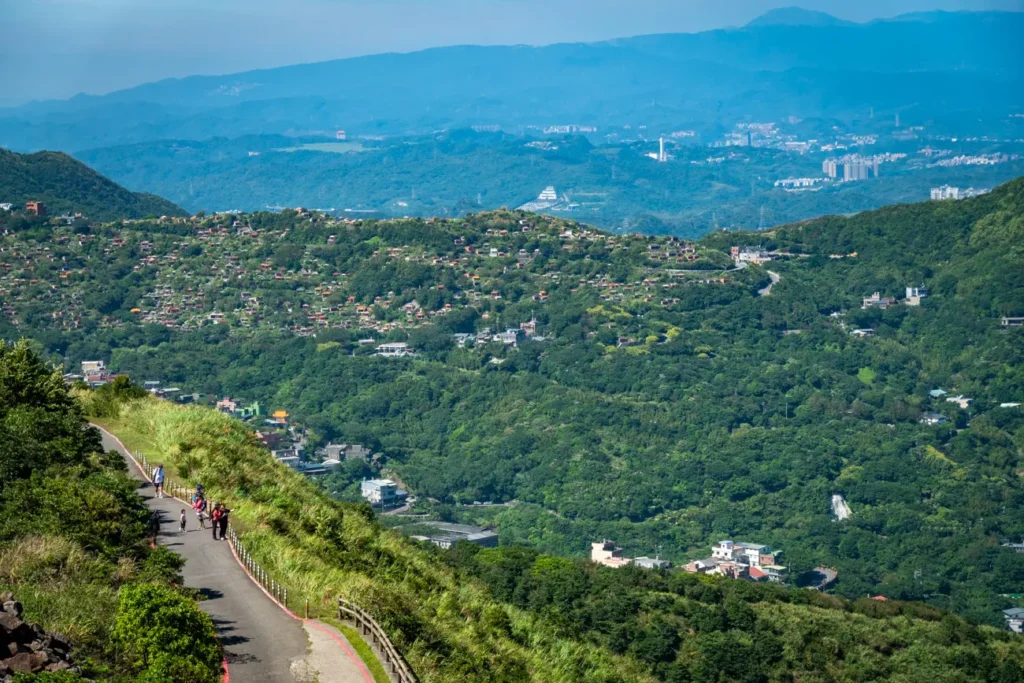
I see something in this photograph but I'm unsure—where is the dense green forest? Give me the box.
[2,177,1023,630]
[0,341,221,681]
[0,148,186,221]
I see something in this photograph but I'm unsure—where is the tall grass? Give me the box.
[0,536,121,660]
[96,397,656,683]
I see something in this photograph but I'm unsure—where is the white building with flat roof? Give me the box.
[361,479,408,507]
[376,342,416,358]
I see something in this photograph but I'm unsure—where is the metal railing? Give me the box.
[339,598,418,683]
[225,528,289,607]
[135,450,416,682]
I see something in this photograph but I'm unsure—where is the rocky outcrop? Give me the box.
[0,592,78,681]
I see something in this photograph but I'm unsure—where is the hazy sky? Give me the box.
[1,0,1021,105]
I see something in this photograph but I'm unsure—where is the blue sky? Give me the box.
[1,0,1021,105]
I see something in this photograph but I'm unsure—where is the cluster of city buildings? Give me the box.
[928,153,1018,168]
[822,158,879,182]
[62,360,120,387]
[929,185,991,201]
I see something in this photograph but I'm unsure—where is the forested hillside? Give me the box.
[96,392,1024,682]
[1,177,1023,630]
[0,148,186,221]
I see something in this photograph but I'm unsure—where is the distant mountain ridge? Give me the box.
[0,148,186,220]
[745,7,857,27]
[0,10,1020,153]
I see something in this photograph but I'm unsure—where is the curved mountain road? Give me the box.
[98,427,374,683]
[758,270,781,296]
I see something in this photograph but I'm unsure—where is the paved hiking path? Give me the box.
[98,427,375,683]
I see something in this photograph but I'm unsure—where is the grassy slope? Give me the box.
[93,397,656,683]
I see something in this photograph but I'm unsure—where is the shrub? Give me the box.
[110,583,221,682]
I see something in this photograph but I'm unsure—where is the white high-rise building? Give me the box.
[931,186,960,200]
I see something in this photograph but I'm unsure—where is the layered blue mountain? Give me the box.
[1,10,1020,152]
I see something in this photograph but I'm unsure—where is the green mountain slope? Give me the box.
[2,177,1023,636]
[95,394,1024,682]
[0,148,186,221]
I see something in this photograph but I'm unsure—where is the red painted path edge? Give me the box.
[95,424,375,683]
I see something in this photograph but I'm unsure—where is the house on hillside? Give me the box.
[905,286,929,306]
[946,395,972,409]
[633,557,672,570]
[409,522,498,550]
[920,412,950,425]
[360,479,408,508]
[591,541,632,568]
[216,397,238,414]
[711,540,780,568]
[81,360,106,375]
[1003,608,1024,633]
[862,292,897,310]
[376,342,417,358]
[685,540,788,583]
[323,443,371,461]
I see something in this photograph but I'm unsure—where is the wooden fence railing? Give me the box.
[338,598,418,683]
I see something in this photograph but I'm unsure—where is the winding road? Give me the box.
[98,427,374,683]
[758,270,781,296]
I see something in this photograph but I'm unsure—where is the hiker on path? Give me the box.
[193,494,207,529]
[179,509,187,534]
[218,507,230,541]
[152,464,165,498]
[211,503,223,540]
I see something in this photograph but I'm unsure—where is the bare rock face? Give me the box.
[0,593,79,682]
